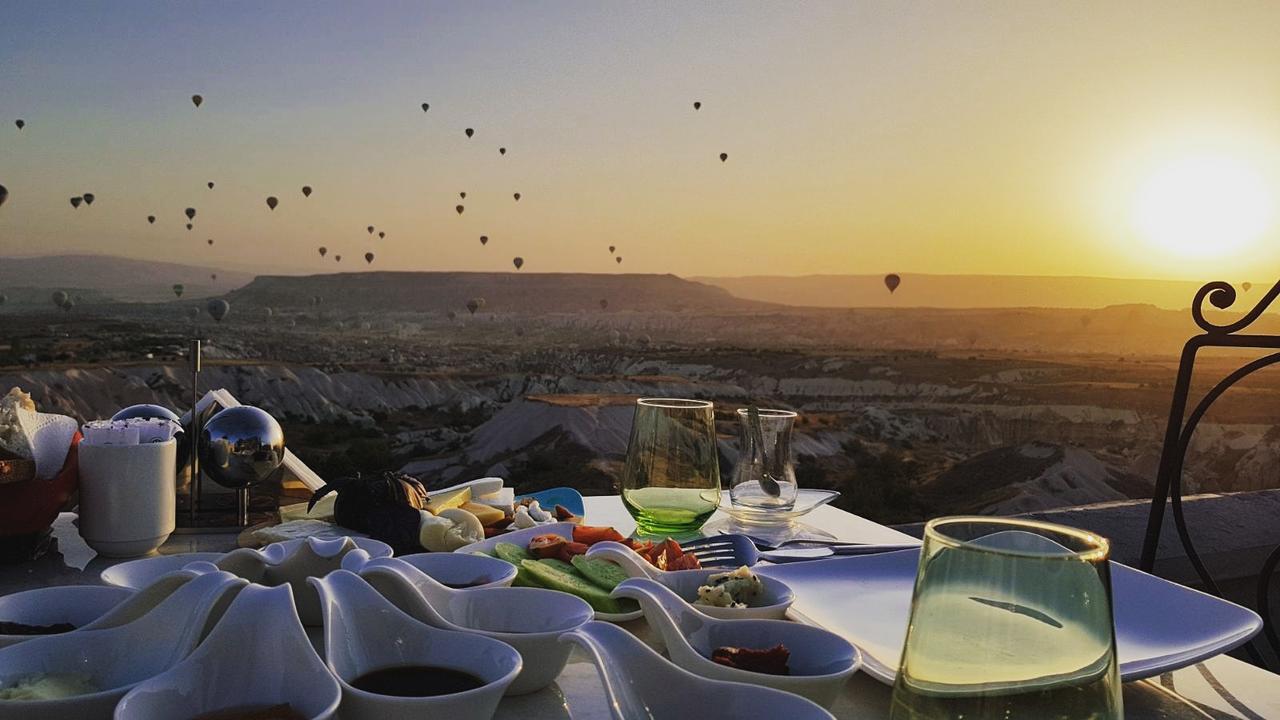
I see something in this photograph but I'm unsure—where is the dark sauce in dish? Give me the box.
[0,621,76,636]
[442,579,489,589]
[351,665,485,697]
[190,704,306,720]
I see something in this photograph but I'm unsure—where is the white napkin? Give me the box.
[24,410,78,480]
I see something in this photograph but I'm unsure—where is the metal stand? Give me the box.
[189,339,202,522]
[1139,280,1280,667]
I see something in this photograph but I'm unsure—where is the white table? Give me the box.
[4,500,1279,719]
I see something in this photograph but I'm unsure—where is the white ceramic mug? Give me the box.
[78,439,176,557]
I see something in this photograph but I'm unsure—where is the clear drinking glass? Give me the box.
[730,408,798,512]
[890,517,1122,720]
[621,398,721,536]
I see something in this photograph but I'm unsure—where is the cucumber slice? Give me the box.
[520,559,634,614]
[537,557,580,576]
[571,556,631,591]
[494,542,533,565]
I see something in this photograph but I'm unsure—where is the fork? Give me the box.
[682,533,920,566]
[679,534,761,567]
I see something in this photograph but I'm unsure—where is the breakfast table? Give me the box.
[4,497,1279,719]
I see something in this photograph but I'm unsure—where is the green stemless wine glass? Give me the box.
[890,516,1122,720]
[621,398,721,536]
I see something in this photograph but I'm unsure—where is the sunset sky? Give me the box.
[4,2,1280,281]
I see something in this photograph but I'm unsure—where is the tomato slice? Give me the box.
[527,534,567,559]
[572,525,627,546]
[556,541,590,563]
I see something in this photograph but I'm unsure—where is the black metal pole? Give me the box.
[189,339,201,523]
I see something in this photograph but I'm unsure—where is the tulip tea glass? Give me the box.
[730,407,798,513]
[621,398,721,536]
[890,517,1122,720]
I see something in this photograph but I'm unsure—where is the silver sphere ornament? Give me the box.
[111,404,181,424]
[198,406,285,489]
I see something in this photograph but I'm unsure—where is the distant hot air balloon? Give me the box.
[479,235,488,246]
[378,231,385,239]
[367,226,374,235]
[188,306,201,320]
[466,299,480,315]
[147,215,156,224]
[513,193,521,202]
[498,147,506,155]
[185,207,196,221]
[1243,282,1253,292]
[884,273,901,294]
[81,193,95,206]
[211,273,217,281]
[608,245,616,254]
[693,101,701,110]
[600,299,608,310]
[512,257,524,270]
[0,294,7,306]
[207,239,214,246]
[14,120,24,130]
[173,284,184,298]
[365,252,374,264]
[191,95,203,108]
[51,291,68,308]
[335,255,342,263]
[0,184,7,208]
[719,152,728,162]
[302,186,312,197]
[266,196,278,210]
[465,128,474,138]
[70,196,82,209]
[264,307,273,318]
[456,205,464,215]
[186,223,193,231]
[477,297,486,309]
[421,102,429,112]
[60,298,74,312]
[318,246,327,258]
[459,192,466,199]
[616,256,622,264]
[207,298,229,322]
[207,182,214,189]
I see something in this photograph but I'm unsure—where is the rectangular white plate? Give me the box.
[757,549,1263,685]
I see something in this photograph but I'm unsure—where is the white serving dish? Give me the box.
[586,541,794,619]
[612,577,860,709]
[455,523,642,623]
[561,620,836,720]
[99,552,223,589]
[757,548,1266,684]
[115,583,341,720]
[388,552,518,590]
[0,585,133,649]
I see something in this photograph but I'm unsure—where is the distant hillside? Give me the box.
[226,272,767,313]
[693,273,1238,310]
[0,255,253,303]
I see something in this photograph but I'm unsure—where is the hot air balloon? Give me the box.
[191,95,203,108]
[421,103,429,112]
[479,235,488,246]
[456,205,464,215]
[207,182,215,189]
[0,185,7,208]
[0,294,7,306]
[51,291,68,308]
[318,246,327,258]
[616,256,622,264]
[477,298,486,309]
[207,299,229,322]
[600,299,608,310]
[211,273,217,281]
[513,193,521,202]
[884,273,901,294]
[378,231,385,239]
[302,186,312,197]
[459,192,466,199]
[498,147,506,155]
[608,245,616,254]
[188,306,201,320]
[512,257,524,270]
[335,255,342,263]
[693,101,701,110]
[311,295,321,306]
[81,193,95,206]
[1243,282,1253,292]
[207,239,214,246]
[719,152,728,162]
[14,120,23,130]
[266,196,278,210]
[185,207,196,221]
[147,215,156,224]
[69,196,82,209]
[264,307,273,318]
[465,128,474,138]
[60,298,74,313]
[173,284,184,298]
[466,299,480,315]
[186,224,193,231]
[367,226,374,234]
[365,252,374,264]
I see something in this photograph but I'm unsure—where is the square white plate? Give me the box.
[758,549,1263,685]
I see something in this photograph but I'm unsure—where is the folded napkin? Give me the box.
[0,388,78,481]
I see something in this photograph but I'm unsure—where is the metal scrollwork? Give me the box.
[1191,279,1280,335]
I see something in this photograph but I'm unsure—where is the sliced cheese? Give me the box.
[472,487,515,514]
[461,501,506,526]
[423,486,471,515]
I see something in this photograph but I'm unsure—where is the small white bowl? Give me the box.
[586,541,794,619]
[0,585,134,649]
[393,552,517,590]
[310,570,521,720]
[115,584,341,720]
[100,552,223,589]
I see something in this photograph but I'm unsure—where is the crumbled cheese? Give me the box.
[695,566,764,609]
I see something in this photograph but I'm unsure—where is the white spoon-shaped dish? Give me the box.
[613,577,860,709]
[586,541,794,620]
[0,585,133,649]
[115,583,341,720]
[355,556,593,695]
[370,551,517,590]
[561,621,836,720]
[0,570,246,720]
[309,570,521,720]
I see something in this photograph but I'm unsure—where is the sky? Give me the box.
[4,1,1280,281]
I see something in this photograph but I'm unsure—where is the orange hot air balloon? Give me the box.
[884,273,901,293]
[1243,281,1253,292]
[266,196,278,210]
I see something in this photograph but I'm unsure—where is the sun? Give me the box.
[1131,153,1274,258]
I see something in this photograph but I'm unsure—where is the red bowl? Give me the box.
[0,432,81,537]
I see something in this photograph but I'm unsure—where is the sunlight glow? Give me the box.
[1131,153,1274,259]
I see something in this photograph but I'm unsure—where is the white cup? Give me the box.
[78,439,176,557]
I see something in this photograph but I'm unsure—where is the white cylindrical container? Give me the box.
[78,439,176,557]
